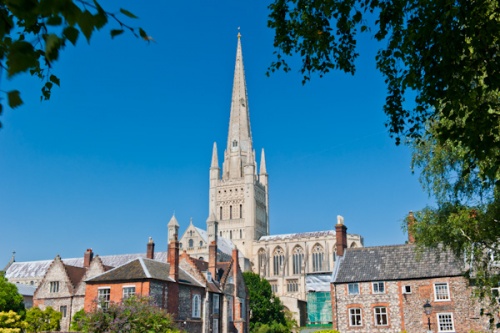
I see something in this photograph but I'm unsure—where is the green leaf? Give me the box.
[110,29,124,39]
[45,34,60,61]
[63,26,79,45]
[49,74,60,86]
[120,8,138,19]
[7,90,23,108]
[6,41,38,77]
[78,10,96,42]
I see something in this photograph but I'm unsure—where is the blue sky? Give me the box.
[0,1,432,266]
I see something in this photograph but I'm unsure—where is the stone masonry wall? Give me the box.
[332,277,498,333]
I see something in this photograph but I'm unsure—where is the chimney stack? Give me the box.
[207,213,218,281]
[146,237,155,259]
[168,235,179,281]
[335,215,348,257]
[83,249,93,268]
[407,211,416,244]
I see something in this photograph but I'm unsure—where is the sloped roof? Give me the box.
[259,230,336,241]
[5,252,169,280]
[258,230,362,242]
[87,258,173,283]
[15,283,37,296]
[333,244,463,283]
[87,257,204,288]
[64,264,86,288]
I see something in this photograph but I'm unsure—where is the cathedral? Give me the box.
[4,33,364,328]
[177,33,364,325]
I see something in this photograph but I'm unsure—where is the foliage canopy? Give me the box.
[242,272,296,332]
[0,0,149,127]
[71,296,181,333]
[0,275,24,316]
[24,306,61,333]
[268,0,500,185]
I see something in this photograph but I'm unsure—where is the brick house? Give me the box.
[84,218,249,333]
[33,249,109,331]
[330,219,498,333]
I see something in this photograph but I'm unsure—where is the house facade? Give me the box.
[33,249,109,331]
[330,220,498,333]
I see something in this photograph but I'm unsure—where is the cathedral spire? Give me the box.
[223,32,253,179]
[260,148,267,175]
[211,142,219,169]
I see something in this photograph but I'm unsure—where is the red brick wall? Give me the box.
[84,282,150,311]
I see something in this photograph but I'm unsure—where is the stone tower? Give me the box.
[209,33,269,260]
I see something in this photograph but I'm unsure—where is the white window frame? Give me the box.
[213,294,220,314]
[213,318,219,332]
[437,312,455,332]
[434,282,450,301]
[349,308,362,326]
[192,294,201,318]
[374,306,388,326]
[97,287,111,309]
[372,281,385,294]
[348,283,359,295]
[49,281,59,293]
[403,285,412,294]
[122,286,136,299]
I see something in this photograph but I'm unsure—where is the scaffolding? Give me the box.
[306,291,332,325]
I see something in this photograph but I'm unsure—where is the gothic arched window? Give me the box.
[192,294,201,318]
[239,204,242,218]
[312,244,324,272]
[230,206,233,219]
[232,140,238,147]
[292,246,304,275]
[273,247,284,276]
[188,239,194,248]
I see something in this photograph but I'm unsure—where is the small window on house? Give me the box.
[437,313,455,332]
[240,298,245,319]
[239,204,242,218]
[230,230,232,239]
[98,288,111,309]
[188,239,194,248]
[374,307,388,326]
[349,308,362,326]
[123,286,136,299]
[49,281,59,293]
[200,241,203,247]
[220,207,223,220]
[192,294,201,318]
[213,294,220,313]
[372,281,385,294]
[228,296,233,322]
[60,305,67,318]
[230,205,233,219]
[240,229,242,239]
[348,283,359,295]
[403,285,412,294]
[434,283,450,301]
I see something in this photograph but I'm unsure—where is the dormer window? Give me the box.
[232,140,238,147]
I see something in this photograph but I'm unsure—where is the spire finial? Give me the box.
[237,27,241,39]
